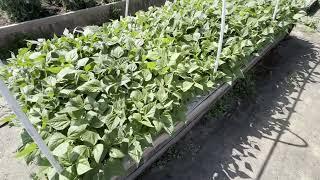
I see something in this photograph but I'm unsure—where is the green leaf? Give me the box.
[1,114,16,123]
[57,67,78,80]
[80,130,101,146]
[156,87,168,102]
[130,90,143,101]
[70,145,90,162]
[146,62,157,70]
[48,132,67,150]
[67,125,87,140]
[188,65,199,73]
[162,113,174,135]
[193,32,201,41]
[77,58,90,68]
[93,144,105,163]
[29,52,42,60]
[77,79,101,93]
[16,143,37,158]
[194,83,204,90]
[143,103,156,118]
[152,120,163,132]
[139,119,154,127]
[182,81,194,92]
[207,81,214,88]
[52,142,70,157]
[142,69,152,81]
[66,49,79,62]
[48,114,70,130]
[47,66,63,74]
[69,95,84,108]
[128,139,143,163]
[146,51,159,60]
[293,13,305,20]
[168,52,181,66]
[132,113,142,121]
[109,148,125,158]
[144,133,153,144]
[111,46,124,58]
[127,63,137,72]
[76,158,92,175]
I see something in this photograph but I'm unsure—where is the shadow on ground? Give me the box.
[139,35,320,180]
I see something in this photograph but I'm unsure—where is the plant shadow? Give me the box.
[138,35,320,180]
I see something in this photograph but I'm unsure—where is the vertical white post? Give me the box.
[214,0,227,72]
[0,62,63,174]
[125,0,129,17]
[272,0,280,20]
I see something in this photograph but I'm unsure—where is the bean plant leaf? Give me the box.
[182,81,194,92]
[80,130,101,146]
[66,49,79,62]
[93,144,105,163]
[109,148,125,159]
[48,114,70,130]
[76,158,92,175]
[111,47,124,58]
[77,79,101,93]
[16,143,37,158]
[52,142,70,157]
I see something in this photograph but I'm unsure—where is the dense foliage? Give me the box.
[44,0,120,11]
[0,0,300,179]
[0,0,42,22]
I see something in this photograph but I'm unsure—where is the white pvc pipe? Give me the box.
[273,0,280,20]
[0,61,63,174]
[125,0,129,17]
[214,0,227,72]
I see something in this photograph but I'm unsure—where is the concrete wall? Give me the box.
[0,0,167,50]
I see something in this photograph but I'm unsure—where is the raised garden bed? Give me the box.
[0,0,311,179]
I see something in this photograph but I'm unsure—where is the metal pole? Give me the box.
[214,0,227,72]
[0,61,63,174]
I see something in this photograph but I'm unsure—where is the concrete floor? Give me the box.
[1,14,320,180]
[0,98,35,180]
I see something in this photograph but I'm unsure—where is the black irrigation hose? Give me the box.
[0,122,8,128]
